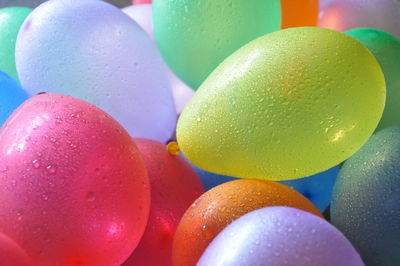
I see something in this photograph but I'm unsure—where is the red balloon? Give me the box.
[0,232,30,266]
[133,0,152,4]
[123,139,204,266]
[0,93,150,265]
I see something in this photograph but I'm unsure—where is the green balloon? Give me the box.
[0,7,32,82]
[346,28,400,132]
[153,0,281,89]
[177,27,385,181]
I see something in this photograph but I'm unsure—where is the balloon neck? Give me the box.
[167,141,180,156]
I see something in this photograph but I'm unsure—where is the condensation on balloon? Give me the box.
[198,207,364,266]
[16,0,176,142]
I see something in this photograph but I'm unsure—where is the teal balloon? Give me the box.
[332,125,400,266]
[346,28,400,132]
[153,0,281,89]
[0,71,28,125]
[0,7,32,82]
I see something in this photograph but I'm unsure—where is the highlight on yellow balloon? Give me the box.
[177,27,386,181]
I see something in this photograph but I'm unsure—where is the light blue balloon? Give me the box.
[198,206,363,266]
[0,71,28,125]
[280,166,340,212]
[192,160,338,212]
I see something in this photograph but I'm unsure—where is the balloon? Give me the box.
[172,179,322,266]
[153,0,281,89]
[198,207,363,266]
[281,0,318,28]
[280,166,340,212]
[177,27,385,181]
[319,0,400,39]
[0,232,30,266]
[0,93,150,265]
[0,71,29,126]
[16,0,176,143]
[191,163,237,191]
[123,139,204,266]
[193,162,338,212]
[0,7,32,82]
[346,28,400,132]
[332,125,400,265]
[122,4,153,39]
[133,0,152,4]
[123,3,195,114]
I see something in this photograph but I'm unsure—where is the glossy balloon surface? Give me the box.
[0,7,32,82]
[122,4,195,114]
[123,4,153,39]
[346,28,400,132]
[123,139,204,266]
[319,0,400,39]
[281,0,318,28]
[0,71,29,126]
[16,0,176,142]
[199,207,363,266]
[280,166,339,212]
[0,93,150,265]
[332,125,400,265]
[0,232,30,266]
[153,0,281,89]
[177,27,385,180]
[172,179,322,266]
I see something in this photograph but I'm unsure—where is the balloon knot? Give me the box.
[167,141,180,156]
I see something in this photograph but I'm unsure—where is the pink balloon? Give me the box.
[123,139,204,266]
[0,93,150,265]
[319,0,400,39]
[133,0,152,4]
[0,232,30,266]
[123,4,195,114]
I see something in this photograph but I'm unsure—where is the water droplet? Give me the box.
[46,165,56,174]
[86,192,96,202]
[32,159,40,169]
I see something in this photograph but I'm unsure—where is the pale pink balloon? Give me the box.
[0,93,150,265]
[319,0,400,39]
[0,232,30,266]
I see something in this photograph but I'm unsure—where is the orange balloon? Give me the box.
[281,0,319,28]
[172,179,323,266]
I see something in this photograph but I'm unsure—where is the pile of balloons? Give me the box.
[0,0,399,265]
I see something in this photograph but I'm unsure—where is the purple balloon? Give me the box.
[199,206,364,266]
[319,0,400,39]
[16,0,176,142]
[123,3,194,114]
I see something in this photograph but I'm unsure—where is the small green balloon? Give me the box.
[153,0,281,89]
[346,28,400,132]
[177,27,385,181]
[0,7,32,82]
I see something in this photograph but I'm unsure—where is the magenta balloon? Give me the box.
[16,0,176,142]
[319,0,400,39]
[0,232,30,266]
[199,207,364,266]
[0,93,150,265]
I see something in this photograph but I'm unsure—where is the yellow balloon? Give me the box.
[177,27,385,181]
